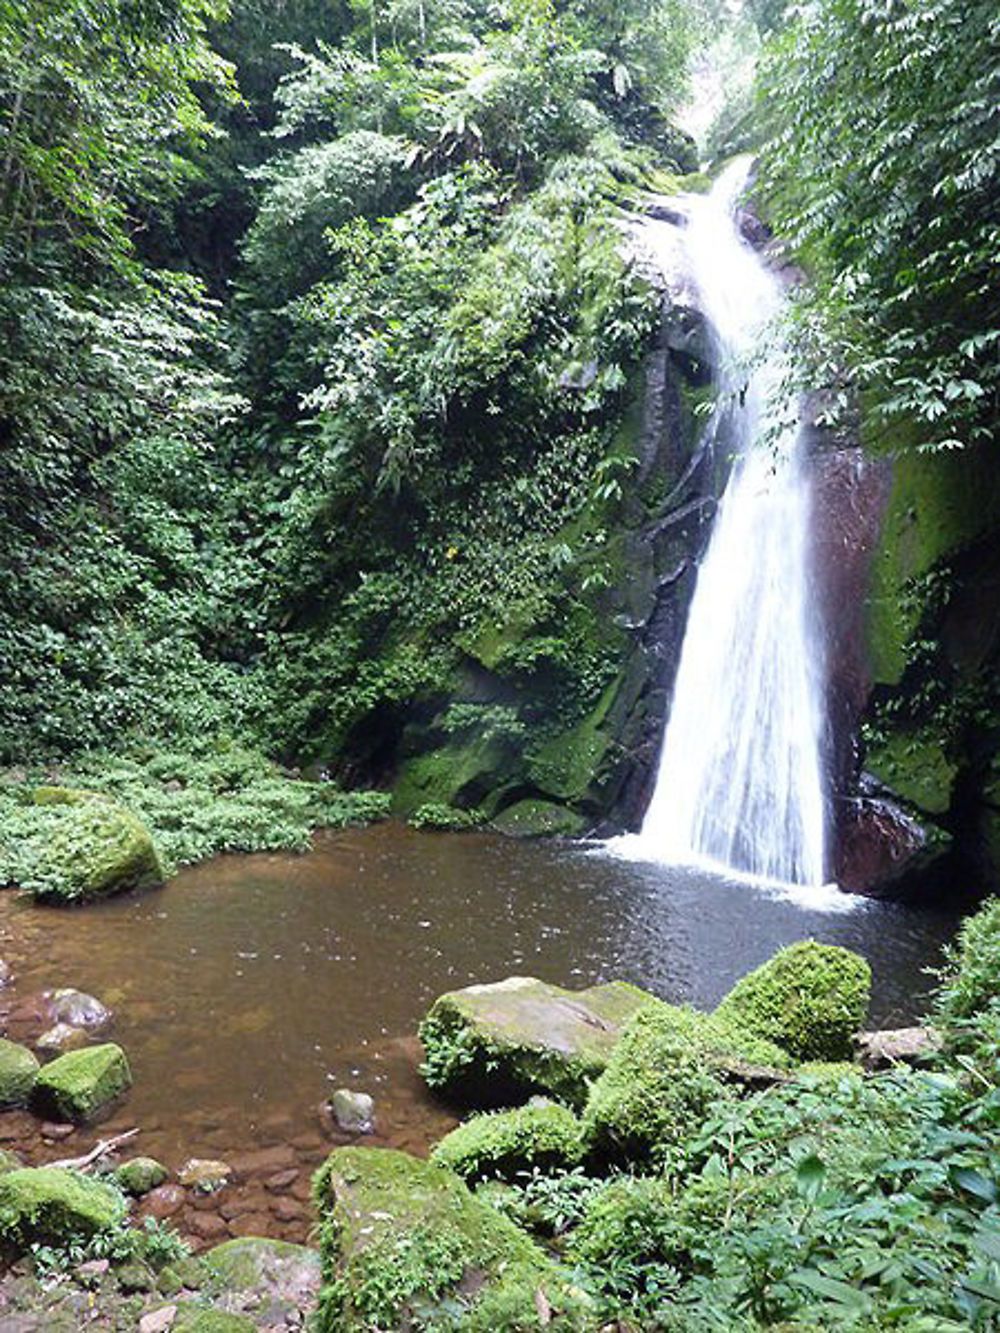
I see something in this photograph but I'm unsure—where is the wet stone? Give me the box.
[178,1158,231,1191]
[39,1122,75,1141]
[265,1169,299,1192]
[228,1212,273,1237]
[143,1184,186,1219]
[227,1145,295,1178]
[188,1211,229,1240]
[273,1197,305,1223]
[43,989,111,1031]
[329,1088,375,1135]
[36,1024,91,1054]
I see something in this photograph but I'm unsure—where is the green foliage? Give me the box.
[430,1102,583,1183]
[408,803,485,831]
[715,942,871,1062]
[757,0,1000,457]
[29,1214,188,1280]
[20,800,163,904]
[934,897,1000,1037]
[0,746,390,886]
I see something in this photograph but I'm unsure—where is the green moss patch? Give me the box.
[0,1038,39,1107]
[312,1146,587,1331]
[715,942,871,1062]
[31,1042,133,1122]
[430,1102,583,1183]
[114,1157,168,1196]
[419,976,653,1108]
[580,1002,787,1168]
[0,1166,127,1248]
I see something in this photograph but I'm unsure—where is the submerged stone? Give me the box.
[313,1146,597,1332]
[0,1038,40,1107]
[419,975,652,1108]
[329,1088,374,1134]
[31,799,164,904]
[37,1023,92,1054]
[31,1042,132,1122]
[0,1166,127,1247]
[715,941,871,1062]
[44,988,111,1030]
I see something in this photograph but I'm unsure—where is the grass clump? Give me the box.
[408,802,486,832]
[430,1102,583,1183]
[715,941,871,1062]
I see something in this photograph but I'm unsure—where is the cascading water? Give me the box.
[622,158,828,888]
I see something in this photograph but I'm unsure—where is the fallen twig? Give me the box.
[49,1127,140,1172]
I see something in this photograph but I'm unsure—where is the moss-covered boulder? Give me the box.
[30,799,164,904]
[430,1102,583,1183]
[0,1166,126,1248]
[31,1042,132,1122]
[202,1237,322,1323]
[171,1309,257,1332]
[313,1146,598,1332]
[491,799,585,837]
[115,1157,168,1196]
[581,1002,790,1168]
[715,942,871,1062]
[419,975,653,1108]
[0,1038,39,1107]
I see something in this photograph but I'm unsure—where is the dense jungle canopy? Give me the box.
[0,0,997,788]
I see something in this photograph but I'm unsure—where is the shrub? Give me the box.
[430,1102,583,1183]
[934,896,1000,1030]
[715,942,871,1062]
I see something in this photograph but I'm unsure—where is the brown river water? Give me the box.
[0,822,965,1247]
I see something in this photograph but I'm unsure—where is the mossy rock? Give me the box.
[581,1002,787,1168]
[430,1102,583,1183]
[312,1146,597,1332]
[491,799,585,838]
[0,1038,39,1107]
[31,1042,132,1122]
[0,1166,126,1248]
[171,1308,257,1332]
[32,786,112,807]
[419,976,653,1109]
[864,729,957,816]
[114,1156,167,1195]
[203,1236,321,1310]
[31,800,164,904]
[715,942,871,1062]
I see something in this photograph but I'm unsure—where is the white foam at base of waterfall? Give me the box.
[609,157,836,900]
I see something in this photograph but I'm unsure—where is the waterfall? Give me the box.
[623,158,828,888]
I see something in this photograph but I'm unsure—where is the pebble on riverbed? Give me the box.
[328,1088,375,1135]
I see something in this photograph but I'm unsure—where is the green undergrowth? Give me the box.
[421,905,1000,1329]
[0,742,391,889]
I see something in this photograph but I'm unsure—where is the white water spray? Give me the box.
[622,158,828,889]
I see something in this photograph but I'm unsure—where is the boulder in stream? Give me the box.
[312,1146,598,1332]
[419,975,652,1108]
[31,1042,133,1121]
[115,1156,169,1196]
[0,1037,40,1107]
[36,1022,93,1054]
